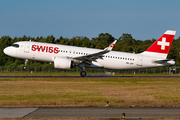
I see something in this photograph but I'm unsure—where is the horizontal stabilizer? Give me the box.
[152,59,174,64]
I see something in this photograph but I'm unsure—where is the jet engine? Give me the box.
[54,57,73,70]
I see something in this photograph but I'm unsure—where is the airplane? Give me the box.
[3,30,176,77]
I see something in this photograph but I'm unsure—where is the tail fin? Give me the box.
[141,30,176,59]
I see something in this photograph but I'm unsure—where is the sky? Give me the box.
[0,0,180,41]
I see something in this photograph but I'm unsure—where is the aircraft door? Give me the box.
[24,42,30,53]
[137,56,143,66]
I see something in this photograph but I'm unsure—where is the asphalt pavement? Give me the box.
[0,108,180,119]
[0,75,180,78]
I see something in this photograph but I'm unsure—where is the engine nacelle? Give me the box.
[54,57,73,70]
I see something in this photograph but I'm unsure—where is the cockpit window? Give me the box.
[11,44,19,48]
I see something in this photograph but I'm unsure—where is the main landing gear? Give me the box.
[80,71,86,77]
[79,63,86,77]
[23,59,28,70]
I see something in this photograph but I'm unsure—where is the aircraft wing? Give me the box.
[72,40,117,63]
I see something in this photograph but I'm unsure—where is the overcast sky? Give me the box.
[0,0,180,40]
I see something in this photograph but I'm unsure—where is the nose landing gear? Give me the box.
[23,59,28,70]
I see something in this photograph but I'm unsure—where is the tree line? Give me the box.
[1,33,180,68]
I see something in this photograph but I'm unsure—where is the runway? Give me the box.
[0,108,180,119]
[0,75,180,78]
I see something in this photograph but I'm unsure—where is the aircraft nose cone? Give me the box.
[3,47,16,57]
[3,48,8,55]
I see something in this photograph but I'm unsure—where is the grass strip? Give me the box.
[0,78,179,107]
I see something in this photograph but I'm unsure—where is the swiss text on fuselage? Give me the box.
[31,45,59,54]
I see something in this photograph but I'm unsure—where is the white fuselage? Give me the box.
[3,41,175,70]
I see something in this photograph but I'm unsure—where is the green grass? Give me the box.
[0,77,180,107]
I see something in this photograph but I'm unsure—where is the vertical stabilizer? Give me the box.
[141,30,176,59]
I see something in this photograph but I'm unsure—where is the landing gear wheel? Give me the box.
[23,66,27,70]
[80,71,86,77]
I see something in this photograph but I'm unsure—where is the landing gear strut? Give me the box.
[79,63,87,77]
[23,59,28,70]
